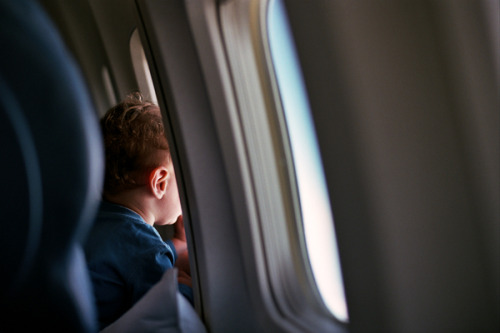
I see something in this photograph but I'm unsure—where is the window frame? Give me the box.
[218,0,348,330]
[136,0,348,331]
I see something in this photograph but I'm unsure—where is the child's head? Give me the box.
[101,92,170,195]
[101,93,182,224]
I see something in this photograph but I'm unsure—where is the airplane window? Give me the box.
[267,0,349,322]
[130,29,158,104]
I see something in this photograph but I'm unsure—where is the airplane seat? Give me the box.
[0,0,103,332]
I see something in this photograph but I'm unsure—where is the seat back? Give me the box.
[0,0,103,331]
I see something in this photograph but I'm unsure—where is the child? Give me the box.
[84,93,192,329]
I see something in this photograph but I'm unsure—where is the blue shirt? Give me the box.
[84,201,193,329]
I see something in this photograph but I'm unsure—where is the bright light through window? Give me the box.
[130,29,158,104]
[267,0,348,322]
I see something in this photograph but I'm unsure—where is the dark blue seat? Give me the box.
[0,0,103,331]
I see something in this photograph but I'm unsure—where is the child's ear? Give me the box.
[149,166,169,199]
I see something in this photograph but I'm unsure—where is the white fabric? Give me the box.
[101,269,206,333]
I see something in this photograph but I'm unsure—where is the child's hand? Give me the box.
[173,215,191,286]
[172,215,187,255]
[175,251,191,286]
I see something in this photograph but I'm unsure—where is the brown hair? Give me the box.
[100,92,170,195]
